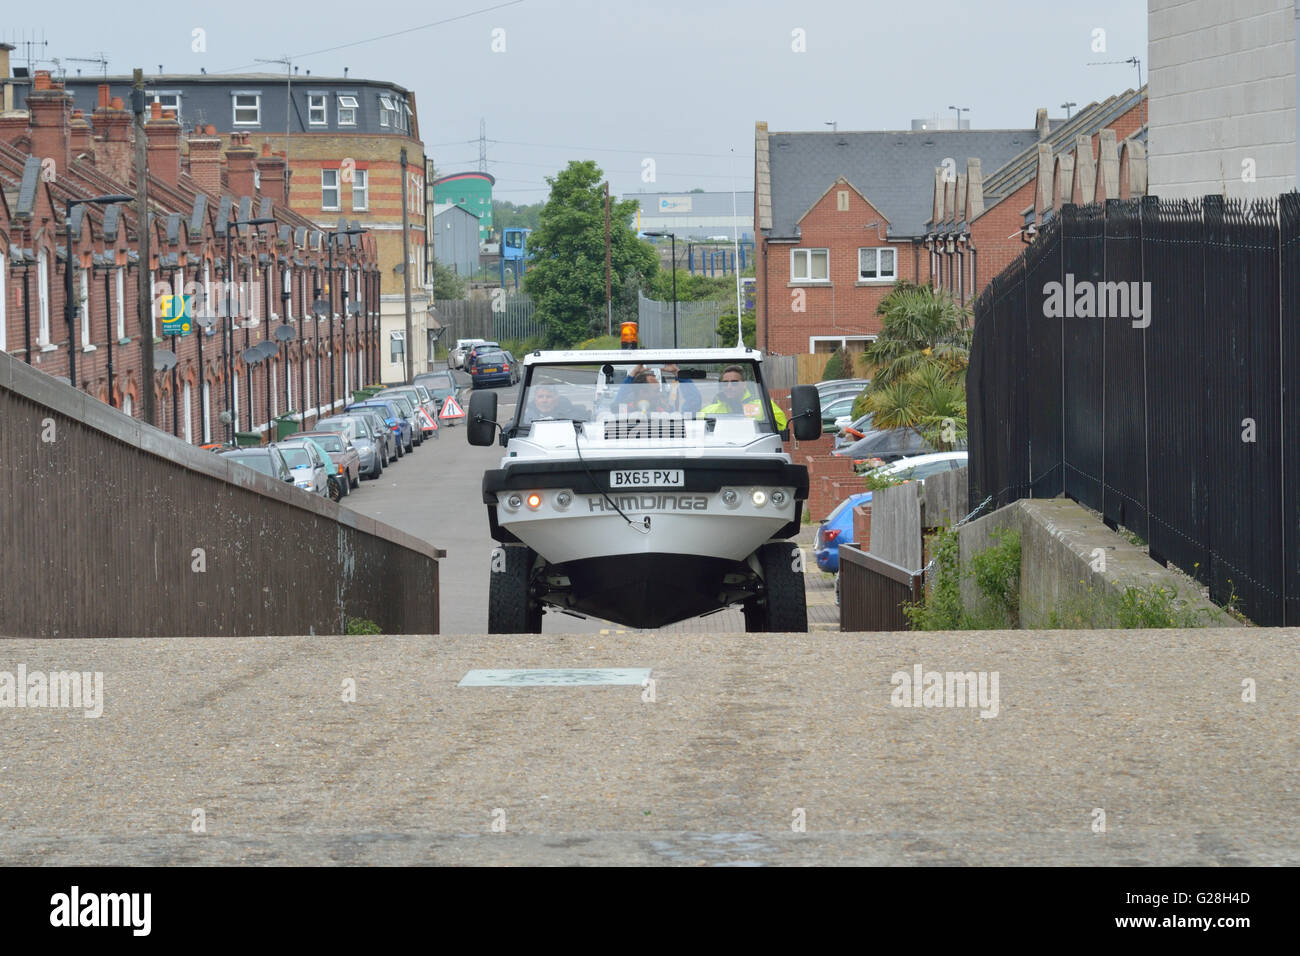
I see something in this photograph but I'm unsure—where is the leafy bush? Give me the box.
[345,617,382,635]
[576,334,621,350]
[905,527,964,630]
[820,349,847,381]
[905,526,1020,630]
[968,528,1021,627]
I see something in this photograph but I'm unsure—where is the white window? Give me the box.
[322,169,340,211]
[149,270,157,336]
[149,92,182,121]
[271,365,278,417]
[247,266,258,324]
[183,382,193,443]
[203,261,213,323]
[202,381,212,442]
[337,95,358,126]
[379,95,394,127]
[286,361,294,412]
[283,268,293,320]
[352,169,369,211]
[122,393,133,416]
[791,248,829,283]
[37,249,51,346]
[79,268,90,348]
[115,267,125,339]
[859,247,897,281]
[390,330,405,363]
[308,94,327,125]
[232,93,260,126]
[233,373,239,423]
[836,190,849,212]
[344,350,350,394]
[0,249,6,351]
[305,363,312,409]
[358,348,365,387]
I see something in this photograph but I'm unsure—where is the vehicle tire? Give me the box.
[328,478,343,502]
[350,469,360,489]
[340,475,350,497]
[488,545,543,634]
[753,541,808,632]
[742,599,765,633]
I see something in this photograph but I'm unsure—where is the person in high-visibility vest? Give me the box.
[698,364,787,430]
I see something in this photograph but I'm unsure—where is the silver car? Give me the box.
[274,441,331,497]
[449,337,487,370]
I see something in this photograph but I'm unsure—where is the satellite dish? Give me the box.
[273,324,296,342]
[155,349,178,372]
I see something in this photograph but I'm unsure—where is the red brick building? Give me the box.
[0,69,381,444]
[927,89,1148,301]
[753,120,1040,358]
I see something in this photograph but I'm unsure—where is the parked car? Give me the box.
[820,394,860,431]
[373,392,424,447]
[377,386,439,440]
[867,451,969,483]
[448,338,488,370]
[469,348,515,388]
[413,370,459,411]
[279,435,349,499]
[296,430,362,491]
[316,415,384,478]
[219,446,294,484]
[834,412,874,449]
[814,491,873,574]
[464,341,502,373]
[834,428,966,468]
[274,441,331,497]
[348,399,412,456]
[816,378,870,400]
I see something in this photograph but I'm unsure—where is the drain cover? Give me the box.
[459,668,651,687]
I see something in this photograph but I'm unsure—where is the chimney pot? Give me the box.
[111,96,124,109]
[149,101,162,120]
[206,124,216,135]
[98,84,110,108]
[33,70,52,91]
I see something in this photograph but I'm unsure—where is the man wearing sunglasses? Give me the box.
[699,364,788,430]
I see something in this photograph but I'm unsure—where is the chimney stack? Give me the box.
[91,95,133,185]
[255,140,289,207]
[70,109,93,157]
[27,70,73,177]
[188,124,224,197]
[144,100,183,186]
[225,130,257,199]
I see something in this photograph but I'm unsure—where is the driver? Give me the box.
[524,383,575,423]
[699,364,788,429]
[615,363,701,414]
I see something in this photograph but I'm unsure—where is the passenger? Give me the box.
[699,364,788,430]
[615,363,701,414]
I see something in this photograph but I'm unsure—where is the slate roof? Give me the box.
[765,128,1039,238]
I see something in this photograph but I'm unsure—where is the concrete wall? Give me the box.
[1148,0,1297,199]
[959,498,1239,628]
[923,465,968,528]
[0,350,443,637]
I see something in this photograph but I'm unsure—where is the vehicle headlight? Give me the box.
[752,490,768,507]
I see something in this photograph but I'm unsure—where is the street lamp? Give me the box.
[643,231,678,348]
[64,194,132,391]
[224,216,276,442]
[948,106,970,128]
[324,226,367,409]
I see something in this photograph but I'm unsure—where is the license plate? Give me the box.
[482,366,499,372]
[610,469,684,488]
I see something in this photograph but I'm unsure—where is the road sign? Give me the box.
[439,395,465,420]
[159,294,194,336]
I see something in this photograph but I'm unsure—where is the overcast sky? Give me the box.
[8,0,1148,201]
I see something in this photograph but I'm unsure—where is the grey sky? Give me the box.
[9,0,1148,201]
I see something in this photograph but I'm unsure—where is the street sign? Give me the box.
[439,395,465,420]
[159,294,194,336]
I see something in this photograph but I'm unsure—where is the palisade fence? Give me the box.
[968,194,1300,626]
[637,292,728,349]
[433,295,544,348]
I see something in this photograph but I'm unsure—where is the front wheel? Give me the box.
[747,542,808,632]
[488,545,543,634]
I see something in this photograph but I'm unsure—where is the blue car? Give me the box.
[814,491,873,573]
[347,400,412,456]
[470,349,517,389]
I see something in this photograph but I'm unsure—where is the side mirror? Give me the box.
[283,473,294,483]
[467,390,499,446]
[790,385,823,441]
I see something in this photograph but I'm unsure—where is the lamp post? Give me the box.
[324,227,367,410]
[643,231,678,348]
[224,215,275,442]
[64,194,132,391]
[948,105,970,129]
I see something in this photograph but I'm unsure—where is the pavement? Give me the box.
[0,627,1293,865]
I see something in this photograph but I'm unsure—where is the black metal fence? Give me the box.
[969,194,1300,626]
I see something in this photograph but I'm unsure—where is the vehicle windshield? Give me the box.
[388,396,414,415]
[280,447,313,468]
[516,360,777,434]
[308,435,344,452]
[227,453,275,477]
[319,418,361,440]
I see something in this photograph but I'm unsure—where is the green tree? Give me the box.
[524,161,658,347]
[820,348,847,381]
[648,269,734,303]
[430,260,468,300]
[716,309,756,347]
[857,283,971,449]
[493,199,544,232]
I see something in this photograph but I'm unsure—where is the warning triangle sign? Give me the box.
[439,395,466,420]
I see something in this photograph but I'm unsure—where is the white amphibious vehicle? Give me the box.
[467,347,823,632]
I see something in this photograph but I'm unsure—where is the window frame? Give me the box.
[232,92,261,126]
[0,248,6,352]
[352,168,369,211]
[857,246,898,283]
[321,168,340,212]
[115,266,126,339]
[790,247,830,284]
[337,95,358,126]
[37,249,51,347]
[79,266,91,349]
[307,93,327,126]
[390,329,406,363]
[378,95,394,127]
[148,91,182,121]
